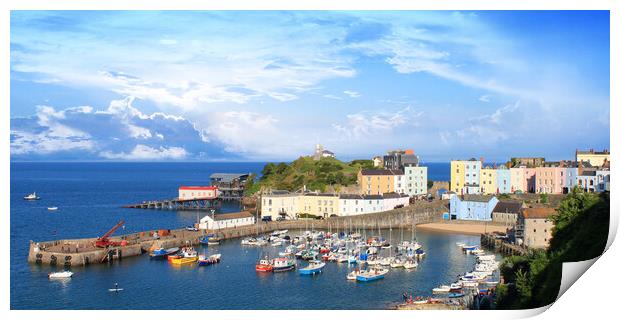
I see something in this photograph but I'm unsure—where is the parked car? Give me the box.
[276,216,285,221]
[262,216,272,222]
[315,216,325,220]
[185,226,198,232]
[329,214,338,217]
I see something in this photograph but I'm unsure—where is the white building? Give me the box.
[260,191,301,220]
[338,194,365,216]
[362,195,383,214]
[382,193,409,211]
[404,166,428,196]
[178,186,219,200]
[199,211,255,230]
[394,173,406,194]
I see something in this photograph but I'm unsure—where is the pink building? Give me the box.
[535,167,564,194]
[510,166,537,193]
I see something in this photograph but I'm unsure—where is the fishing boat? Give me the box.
[448,292,465,298]
[47,207,58,211]
[415,249,426,259]
[356,267,388,282]
[198,254,221,266]
[272,257,296,272]
[149,246,180,259]
[255,258,273,272]
[24,192,40,200]
[450,282,463,291]
[298,260,326,275]
[432,285,451,294]
[169,247,198,265]
[48,271,73,279]
[199,236,210,245]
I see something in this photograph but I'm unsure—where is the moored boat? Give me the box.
[198,253,221,266]
[47,207,58,211]
[272,256,296,272]
[298,260,326,275]
[48,271,73,279]
[150,246,180,259]
[255,258,273,272]
[356,267,388,282]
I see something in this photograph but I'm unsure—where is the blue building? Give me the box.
[495,165,511,194]
[449,194,499,221]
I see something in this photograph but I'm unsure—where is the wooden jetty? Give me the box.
[480,233,527,256]
[123,197,222,210]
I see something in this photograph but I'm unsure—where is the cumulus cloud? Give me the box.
[10,97,232,160]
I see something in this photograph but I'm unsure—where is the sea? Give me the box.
[10,161,482,310]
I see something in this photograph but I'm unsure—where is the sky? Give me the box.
[10,11,610,162]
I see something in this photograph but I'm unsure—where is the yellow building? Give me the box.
[576,149,610,167]
[450,159,481,194]
[300,193,339,218]
[260,192,301,220]
[480,167,497,194]
[358,169,402,195]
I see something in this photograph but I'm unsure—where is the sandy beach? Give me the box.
[417,222,509,235]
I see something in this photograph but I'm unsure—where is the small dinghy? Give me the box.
[109,283,123,292]
[47,207,58,211]
[48,271,73,279]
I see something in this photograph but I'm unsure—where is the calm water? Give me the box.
[10,161,473,310]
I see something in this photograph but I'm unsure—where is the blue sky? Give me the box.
[10,11,610,162]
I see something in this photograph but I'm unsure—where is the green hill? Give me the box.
[244,156,373,195]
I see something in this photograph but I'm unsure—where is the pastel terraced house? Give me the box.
[480,166,497,195]
[358,169,403,195]
[576,148,610,167]
[495,165,511,194]
[450,159,481,195]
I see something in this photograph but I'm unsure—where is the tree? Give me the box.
[427,180,434,190]
[539,193,548,204]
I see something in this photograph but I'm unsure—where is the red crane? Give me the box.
[95,220,125,248]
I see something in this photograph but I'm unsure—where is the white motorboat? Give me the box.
[47,207,58,211]
[432,285,451,294]
[24,192,40,200]
[347,269,360,280]
[48,271,73,279]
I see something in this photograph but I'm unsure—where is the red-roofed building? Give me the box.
[178,186,219,200]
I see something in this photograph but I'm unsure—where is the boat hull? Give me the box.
[273,265,295,272]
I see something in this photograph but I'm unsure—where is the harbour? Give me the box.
[12,161,491,310]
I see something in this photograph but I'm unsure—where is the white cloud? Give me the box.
[11,97,231,160]
[478,95,491,103]
[343,90,361,98]
[332,107,415,139]
[100,145,188,160]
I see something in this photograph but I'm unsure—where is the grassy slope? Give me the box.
[245,156,374,195]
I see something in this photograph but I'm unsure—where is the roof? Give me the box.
[580,170,597,176]
[179,186,217,190]
[460,194,497,203]
[360,169,403,176]
[521,208,556,219]
[382,192,409,199]
[209,173,250,182]
[339,194,363,200]
[363,194,383,200]
[322,150,334,155]
[576,149,609,155]
[207,211,254,221]
[304,193,338,197]
[493,201,523,214]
